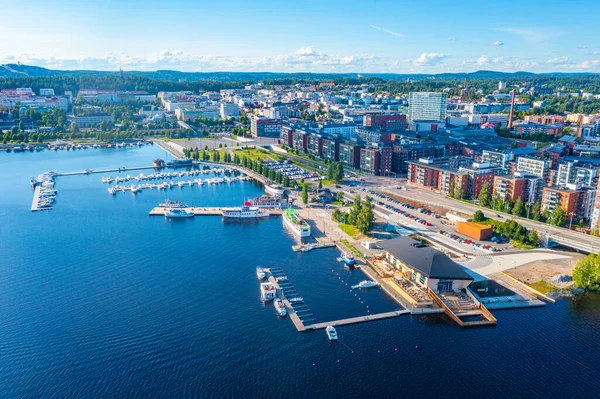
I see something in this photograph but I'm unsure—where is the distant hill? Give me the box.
[0,63,598,82]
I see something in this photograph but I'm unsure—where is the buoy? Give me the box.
[312,363,316,366]
[337,360,340,363]
[415,346,418,349]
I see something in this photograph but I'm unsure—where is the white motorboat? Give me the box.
[351,280,379,290]
[326,325,338,341]
[256,267,266,281]
[159,200,187,208]
[288,297,303,303]
[274,299,287,317]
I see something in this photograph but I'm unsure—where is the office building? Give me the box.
[408,92,447,123]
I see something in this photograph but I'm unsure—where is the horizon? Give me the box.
[2,0,600,74]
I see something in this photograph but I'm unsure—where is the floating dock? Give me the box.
[30,174,44,211]
[264,267,409,333]
[149,207,282,216]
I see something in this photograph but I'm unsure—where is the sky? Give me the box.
[1,0,600,74]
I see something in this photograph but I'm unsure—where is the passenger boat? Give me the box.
[164,208,194,218]
[222,205,269,219]
[264,183,285,196]
[165,158,194,168]
[260,282,276,301]
[256,267,266,281]
[159,200,187,208]
[245,195,283,209]
[326,325,338,341]
[282,208,311,238]
[274,299,287,317]
[351,280,379,290]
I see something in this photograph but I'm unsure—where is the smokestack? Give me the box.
[508,90,516,128]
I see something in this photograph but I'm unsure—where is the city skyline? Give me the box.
[2,0,600,74]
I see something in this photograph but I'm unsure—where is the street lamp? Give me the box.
[568,212,576,230]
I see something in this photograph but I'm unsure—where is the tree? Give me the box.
[548,206,567,227]
[473,210,485,223]
[318,180,323,189]
[301,184,308,204]
[335,162,344,183]
[573,254,600,291]
[532,201,542,221]
[527,229,540,246]
[283,175,290,187]
[356,196,374,234]
[478,182,492,207]
[512,198,524,217]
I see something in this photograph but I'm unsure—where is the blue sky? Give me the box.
[1,0,599,73]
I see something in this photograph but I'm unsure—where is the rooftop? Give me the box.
[379,237,474,281]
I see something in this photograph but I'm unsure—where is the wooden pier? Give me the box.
[57,165,160,176]
[30,173,44,211]
[149,207,282,216]
[263,267,409,333]
[292,242,336,252]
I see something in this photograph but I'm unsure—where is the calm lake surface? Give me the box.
[0,145,599,398]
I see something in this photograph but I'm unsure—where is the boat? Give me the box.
[256,267,266,281]
[222,205,269,219]
[275,276,288,282]
[351,280,379,290]
[30,178,38,189]
[340,252,356,266]
[283,208,311,237]
[326,325,338,341]
[245,195,283,209]
[288,297,303,303]
[164,208,194,218]
[260,282,276,301]
[165,158,194,168]
[274,299,287,317]
[264,183,285,196]
[159,200,187,208]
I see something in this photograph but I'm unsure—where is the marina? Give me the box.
[263,267,409,332]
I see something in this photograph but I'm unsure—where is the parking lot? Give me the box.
[264,160,320,181]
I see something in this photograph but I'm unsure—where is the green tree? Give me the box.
[548,206,567,227]
[527,229,540,246]
[318,180,323,189]
[478,182,492,207]
[573,254,600,291]
[512,198,524,217]
[531,201,542,221]
[301,184,308,204]
[473,210,485,223]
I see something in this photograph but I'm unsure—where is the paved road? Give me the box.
[374,184,600,253]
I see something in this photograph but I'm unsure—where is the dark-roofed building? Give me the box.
[378,237,473,292]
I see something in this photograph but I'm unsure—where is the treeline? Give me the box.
[182,147,294,187]
[472,210,540,248]
[477,182,570,227]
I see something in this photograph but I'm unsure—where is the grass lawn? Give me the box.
[528,280,559,294]
[233,147,273,161]
[331,201,343,206]
[341,239,365,259]
[510,240,538,250]
[339,223,365,240]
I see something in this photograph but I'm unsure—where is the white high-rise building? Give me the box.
[407,92,447,122]
[219,102,240,119]
[498,81,507,90]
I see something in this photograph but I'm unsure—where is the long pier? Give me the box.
[264,267,409,333]
[30,173,44,211]
[149,207,283,216]
[57,165,160,176]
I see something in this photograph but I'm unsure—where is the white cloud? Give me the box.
[472,55,538,70]
[547,56,570,64]
[411,53,447,67]
[447,37,456,41]
[578,60,599,69]
[497,27,559,42]
[490,41,504,46]
[370,25,404,37]
[0,47,402,73]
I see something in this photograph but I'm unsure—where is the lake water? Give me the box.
[0,145,599,398]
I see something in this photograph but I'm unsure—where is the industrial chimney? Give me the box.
[508,90,516,128]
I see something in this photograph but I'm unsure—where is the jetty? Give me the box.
[149,207,282,216]
[30,173,44,211]
[264,267,409,333]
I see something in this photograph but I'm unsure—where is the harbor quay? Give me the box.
[149,207,282,216]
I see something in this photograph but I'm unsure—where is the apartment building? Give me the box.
[363,114,407,132]
[359,145,393,176]
[338,142,361,168]
[541,185,594,221]
[250,115,285,138]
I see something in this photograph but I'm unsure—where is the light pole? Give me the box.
[568,212,575,230]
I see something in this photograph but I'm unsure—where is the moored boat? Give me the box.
[340,252,356,266]
[274,299,287,317]
[282,208,311,238]
[256,267,266,281]
[159,199,187,208]
[264,183,285,196]
[164,208,194,218]
[222,205,269,219]
[260,282,276,301]
[326,325,338,341]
